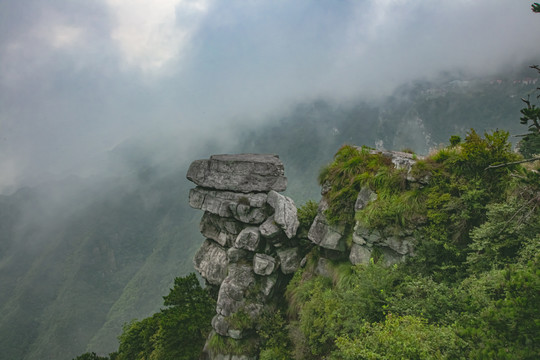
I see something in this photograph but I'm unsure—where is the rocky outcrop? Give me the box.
[309,150,421,266]
[187,154,299,360]
[189,150,423,359]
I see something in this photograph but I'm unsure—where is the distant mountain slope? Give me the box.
[0,169,201,359]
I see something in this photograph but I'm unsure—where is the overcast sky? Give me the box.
[1,0,539,192]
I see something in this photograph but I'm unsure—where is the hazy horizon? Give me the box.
[1,0,540,193]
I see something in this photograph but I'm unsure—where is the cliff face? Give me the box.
[186,154,301,359]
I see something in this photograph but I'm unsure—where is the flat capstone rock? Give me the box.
[186,154,287,193]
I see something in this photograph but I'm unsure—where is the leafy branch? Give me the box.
[485,157,540,170]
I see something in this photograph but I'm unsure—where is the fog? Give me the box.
[1,0,540,193]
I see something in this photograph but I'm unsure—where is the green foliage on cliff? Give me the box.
[259,129,540,359]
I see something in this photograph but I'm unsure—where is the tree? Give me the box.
[518,6,540,156]
[72,352,110,360]
[148,273,215,360]
[518,66,540,158]
[107,273,214,360]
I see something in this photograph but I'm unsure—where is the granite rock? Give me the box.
[187,154,287,193]
[349,244,372,265]
[234,227,261,252]
[354,186,378,211]
[308,199,346,251]
[194,239,228,286]
[253,253,278,276]
[259,215,282,238]
[200,212,244,247]
[189,188,268,224]
[266,190,299,239]
[276,247,301,274]
[216,264,255,317]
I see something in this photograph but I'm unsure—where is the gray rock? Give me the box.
[259,215,282,238]
[276,247,300,274]
[186,154,287,193]
[379,247,405,267]
[266,191,300,239]
[321,181,331,196]
[407,172,431,185]
[194,240,228,286]
[253,253,278,276]
[212,314,229,336]
[260,273,278,298]
[352,232,366,245]
[308,199,346,251]
[189,188,268,224]
[216,264,255,316]
[244,302,263,323]
[354,186,378,211]
[353,222,382,245]
[365,149,428,186]
[366,149,418,171]
[227,329,243,340]
[384,235,414,255]
[231,355,257,360]
[227,247,252,263]
[234,227,261,252]
[200,212,243,247]
[315,257,332,278]
[349,244,372,265]
[232,202,268,224]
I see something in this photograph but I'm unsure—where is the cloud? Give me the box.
[0,0,539,192]
[105,0,209,72]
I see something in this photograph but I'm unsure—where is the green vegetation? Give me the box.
[333,315,466,360]
[257,128,540,359]
[74,273,215,360]
[207,332,259,357]
[318,144,396,225]
[518,65,540,158]
[72,353,111,360]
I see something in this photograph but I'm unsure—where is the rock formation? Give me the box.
[187,150,423,359]
[187,154,300,360]
[308,149,423,266]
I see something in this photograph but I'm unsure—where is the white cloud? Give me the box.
[105,0,209,72]
[48,24,83,48]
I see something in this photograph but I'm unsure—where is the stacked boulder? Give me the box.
[187,154,300,359]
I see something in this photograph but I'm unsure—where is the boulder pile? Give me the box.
[187,154,300,360]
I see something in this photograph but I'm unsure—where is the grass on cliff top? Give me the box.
[319,129,522,231]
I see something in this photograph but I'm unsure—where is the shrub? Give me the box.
[333,315,467,360]
[257,310,292,360]
[207,333,259,357]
